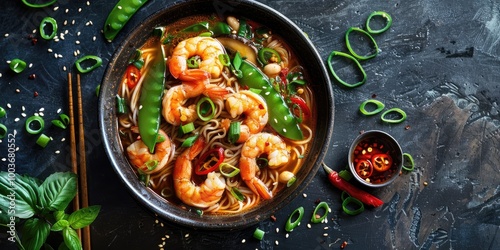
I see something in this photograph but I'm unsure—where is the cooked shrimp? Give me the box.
[239,132,290,199]
[222,90,268,143]
[162,79,228,126]
[126,129,173,174]
[173,137,226,208]
[169,36,225,81]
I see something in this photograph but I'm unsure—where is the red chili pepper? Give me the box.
[355,159,373,178]
[126,64,141,89]
[290,96,311,121]
[322,164,383,207]
[194,147,225,175]
[372,154,392,172]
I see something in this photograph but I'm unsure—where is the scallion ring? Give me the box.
[180,122,195,134]
[253,228,265,241]
[39,17,58,40]
[9,59,27,73]
[181,135,199,147]
[116,95,127,114]
[359,99,385,115]
[51,120,66,129]
[341,191,350,202]
[381,108,407,124]
[285,206,304,232]
[230,187,245,201]
[25,115,45,134]
[75,55,103,73]
[218,54,230,67]
[345,27,379,60]
[59,114,70,126]
[36,133,51,148]
[0,124,7,139]
[366,11,393,34]
[219,163,240,178]
[196,97,215,121]
[342,197,365,216]
[22,0,57,8]
[286,176,297,187]
[0,106,6,118]
[327,51,366,88]
[402,153,415,171]
[311,201,330,224]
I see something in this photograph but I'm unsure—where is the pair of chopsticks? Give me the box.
[68,73,91,250]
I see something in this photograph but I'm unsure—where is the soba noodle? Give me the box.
[117,15,315,214]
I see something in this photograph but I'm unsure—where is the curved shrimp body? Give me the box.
[126,129,173,174]
[173,138,226,208]
[223,90,268,143]
[239,132,290,199]
[169,36,225,81]
[162,80,229,126]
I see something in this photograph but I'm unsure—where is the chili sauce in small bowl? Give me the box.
[348,130,403,188]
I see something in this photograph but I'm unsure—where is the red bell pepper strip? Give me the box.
[322,163,383,207]
[194,147,225,175]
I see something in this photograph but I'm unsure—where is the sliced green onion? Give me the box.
[160,187,174,198]
[51,120,66,129]
[342,197,365,215]
[39,17,58,40]
[22,0,57,8]
[402,153,415,171]
[327,51,366,88]
[0,124,7,139]
[25,115,45,135]
[137,169,151,187]
[256,158,269,168]
[338,169,353,181]
[218,54,230,67]
[196,209,204,217]
[253,228,265,241]
[230,187,245,201]
[196,97,215,121]
[36,134,51,148]
[145,160,159,171]
[116,95,127,114]
[219,163,240,177]
[249,88,262,94]
[0,106,6,118]
[186,56,200,69]
[232,52,242,71]
[59,114,70,126]
[359,99,385,115]
[286,176,297,187]
[311,201,330,223]
[95,84,101,97]
[345,27,379,60]
[9,59,27,73]
[227,121,240,144]
[180,122,195,134]
[199,32,213,37]
[75,55,102,73]
[181,135,199,147]
[366,11,393,34]
[341,191,350,202]
[381,108,407,124]
[285,206,304,232]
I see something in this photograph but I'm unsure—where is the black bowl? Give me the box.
[99,0,334,229]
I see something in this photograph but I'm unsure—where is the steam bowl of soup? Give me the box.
[99,0,334,229]
[348,130,403,188]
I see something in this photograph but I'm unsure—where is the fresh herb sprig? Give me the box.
[0,172,100,250]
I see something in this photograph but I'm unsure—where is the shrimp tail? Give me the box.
[204,84,229,100]
[247,178,273,200]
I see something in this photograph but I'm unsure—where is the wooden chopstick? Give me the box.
[68,72,92,250]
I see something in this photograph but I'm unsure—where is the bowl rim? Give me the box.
[98,0,335,229]
[348,130,403,188]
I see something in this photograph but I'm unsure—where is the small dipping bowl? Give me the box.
[348,130,403,188]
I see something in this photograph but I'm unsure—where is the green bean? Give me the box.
[237,60,303,140]
[138,27,166,153]
[103,0,149,42]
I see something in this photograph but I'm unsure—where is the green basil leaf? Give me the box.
[68,205,101,229]
[40,172,77,211]
[51,219,70,232]
[21,217,50,250]
[0,172,40,218]
[63,227,82,250]
[54,210,68,222]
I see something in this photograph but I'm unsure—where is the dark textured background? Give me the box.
[0,0,499,249]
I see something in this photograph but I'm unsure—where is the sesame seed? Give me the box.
[4,33,9,37]
[29,63,33,68]
[286,233,289,238]
[1,158,5,161]
[77,31,81,36]
[75,40,80,45]
[307,224,311,228]
[276,228,279,233]
[39,107,45,112]
[241,239,246,243]
[303,193,307,198]
[58,54,63,58]
[63,66,67,71]
[65,8,69,13]
[74,51,78,57]
[21,113,26,117]
[53,6,59,11]
[57,108,61,113]
[77,50,80,55]
[64,30,69,34]
[14,118,20,122]
[54,54,58,58]
[323,233,328,237]
[78,8,82,12]
[274,118,278,123]
[283,128,287,133]
[39,112,44,117]
[184,233,189,238]
[15,89,20,93]
[63,20,68,26]
[93,36,96,41]
[87,1,90,6]
[155,219,159,223]
[275,240,279,246]
[55,150,60,154]
[61,138,66,142]
[7,103,11,108]
[22,106,25,111]
[324,226,329,230]
[48,48,53,53]
[265,91,270,96]
[72,20,75,25]
[32,29,36,34]
[6,60,11,64]
[118,5,122,9]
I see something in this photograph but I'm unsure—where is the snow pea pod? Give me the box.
[237,60,303,140]
[138,27,166,153]
[103,0,149,42]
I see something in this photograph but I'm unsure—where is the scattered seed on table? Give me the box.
[63,20,68,26]
[241,239,246,243]
[29,63,33,68]
[7,103,11,108]
[61,138,66,142]
[15,89,20,93]
[77,31,81,36]
[55,150,60,154]
[21,113,26,117]
[286,233,289,238]
[117,5,122,9]
[65,8,69,13]
[275,240,279,246]
[1,158,5,161]
[63,66,67,71]
[53,6,59,11]
[93,36,96,41]
[303,193,308,198]
[184,233,189,238]
[72,20,75,25]
[4,33,8,37]
[78,8,82,12]
[87,1,91,6]
[48,48,53,53]
[307,224,311,228]
[14,118,19,122]
[323,233,328,237]
[276,228,279,233]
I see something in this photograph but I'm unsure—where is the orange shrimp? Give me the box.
[239,132,290,199]
[126,129,173,174]
[173,137,226,208]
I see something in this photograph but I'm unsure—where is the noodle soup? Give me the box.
[116,14,316,214]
